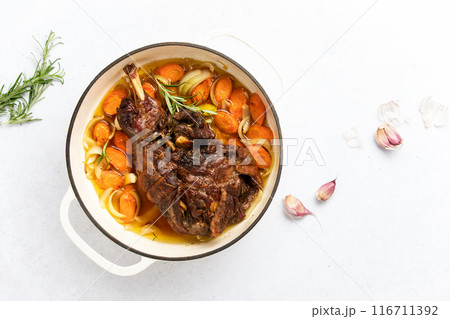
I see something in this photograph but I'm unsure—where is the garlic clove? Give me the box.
[376,126,390,147]
[316,180,336,201]
[383,123,402,145]
[283,195,312,218]
[376,123,402,150]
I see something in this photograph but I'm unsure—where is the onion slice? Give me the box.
[238,106,251,141]
[242,138,275,177]
[242,104,250,133]
[178,70,201,95]
[104,117,116,141]
[85,162,96,177]
[238,117,250,140]
[114,116,122,130]
[209,75,231,106]
[83,137,97,150]
[83,115,115,148]
[129,190,141,217]
[124,173,137,185]
[94,158,109,179]
[108,189,125,218]
[179,69,212,96]
[83,116,104,149]
[84,145,103,178]
[218,99,231,111]
[100,187,114,209]
[198,62,215,72]
[154,74,169,85]
[85,146,102,164]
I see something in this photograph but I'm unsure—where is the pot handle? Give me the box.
[59,187,155,276]
[200,28,284,97]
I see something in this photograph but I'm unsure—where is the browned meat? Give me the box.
[117,63,261,238]
[117,64,167,137]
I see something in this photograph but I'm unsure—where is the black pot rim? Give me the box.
[66,42,283,262]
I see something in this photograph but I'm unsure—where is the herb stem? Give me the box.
[0,31,64,126]
[154,77,217,115]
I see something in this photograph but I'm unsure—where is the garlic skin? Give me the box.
[343,127,363,148]
[316,180,336,201]
[376,123,402,150]
[419,97,449,128]
[283,195,312,218]
[378,100,408,127]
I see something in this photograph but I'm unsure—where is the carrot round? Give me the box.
[103,90,126,115]
[246,145,272,169]
[229,87,248,120]
[97,170,124,190]
[214,77,233,104]
[249,93,266,125]
[112,131,129,153]
[214,111,239,134]
[106,147,131,173]
[119,191,137,223]
[246,124,274,141]
[93,121,110,146]
[154,63,184,83]
[142,82,155,98]
[192,78,213,104]
[226,138,245,148]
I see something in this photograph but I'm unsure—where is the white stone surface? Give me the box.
[1,0,450,300]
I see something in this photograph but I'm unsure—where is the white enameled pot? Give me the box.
[61,42,283,276]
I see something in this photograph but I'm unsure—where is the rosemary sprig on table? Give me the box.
[154,77,217,115]
[0,31,64,125]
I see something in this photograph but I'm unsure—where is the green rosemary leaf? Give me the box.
[162,82,185,88]
[0,31,64,126]
[95,140,110,166]
[153,76,217,116]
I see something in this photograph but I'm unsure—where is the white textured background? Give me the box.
[1,0,450,300]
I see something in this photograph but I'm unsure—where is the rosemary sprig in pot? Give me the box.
[153,76,217,116]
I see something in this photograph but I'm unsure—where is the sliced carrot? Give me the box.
[163,84,177,95]
[106,147,131,173]
[226,138,245,148]
[168,86,177,95]
[97,170,124,190]
[112,131,129,153]
[154,63,184,83]
[214,77,233,104]
[249,93,266,125]
[119,191,137,223]
[246,145,272,169]
[92,121,110,146]
[214,111,240,134]
[246,124,274,141]
[103,90,127,115]
[229,87,248,120]
[192,78,213,104]
[142,82,155,98]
